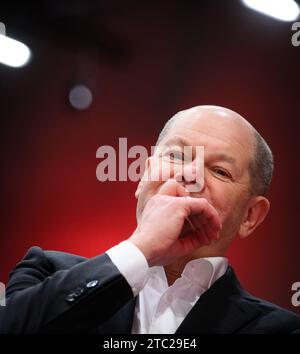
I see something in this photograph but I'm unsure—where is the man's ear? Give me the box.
[238,196,270,239]
[135,157,151,199]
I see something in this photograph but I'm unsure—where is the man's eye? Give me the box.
[168,151,184,161]
[213,167,232,179]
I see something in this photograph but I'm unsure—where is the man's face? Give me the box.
[135,107,255,250]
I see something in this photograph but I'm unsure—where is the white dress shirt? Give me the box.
[107,241,228,334]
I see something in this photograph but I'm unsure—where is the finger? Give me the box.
[157,178,189,197]
[192,208,220,242]
[204,218,221,240]
[176,234,202,256]
[183,197,222,233]
[189,215,212,245]
[189,214,216,243]
[186,216,197,232]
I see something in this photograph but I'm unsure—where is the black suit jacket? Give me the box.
[0,246,299,334]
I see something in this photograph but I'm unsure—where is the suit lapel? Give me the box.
[176,267,262,334]
[98,267,261,334]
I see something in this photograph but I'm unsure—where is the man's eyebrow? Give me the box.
[162,137,191,147]
[160,139,237,166]
[209,153,237,166]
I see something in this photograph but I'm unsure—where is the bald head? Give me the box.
[156,105,273,196]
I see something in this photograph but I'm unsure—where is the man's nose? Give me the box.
[174,160,204,193]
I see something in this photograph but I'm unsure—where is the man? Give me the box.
[0,105,300,334]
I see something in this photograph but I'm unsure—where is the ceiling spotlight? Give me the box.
[242,0,300,22]
[0,22,32,68]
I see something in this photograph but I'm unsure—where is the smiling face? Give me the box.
[135,106,270,257]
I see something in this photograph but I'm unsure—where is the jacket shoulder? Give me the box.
[239,292,300,333]
[220,267,300,333]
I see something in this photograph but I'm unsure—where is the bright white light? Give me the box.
[0,34,31,68]
[69,84,93,110]
[242,0,300,21]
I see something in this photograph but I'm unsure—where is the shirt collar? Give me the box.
[181,257,228,290]
[148,257,228,293]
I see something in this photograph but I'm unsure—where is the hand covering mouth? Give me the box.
[179,218,197,239]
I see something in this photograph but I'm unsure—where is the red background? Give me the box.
[0,0,299,315]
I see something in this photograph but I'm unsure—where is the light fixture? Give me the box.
[242,0,300,22]
[0,22,32,68]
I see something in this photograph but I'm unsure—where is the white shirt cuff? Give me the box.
[106,240,149,296]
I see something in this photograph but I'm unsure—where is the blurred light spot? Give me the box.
[69,84,93,110]
[242,0,300,21]
[0,33,31,68]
